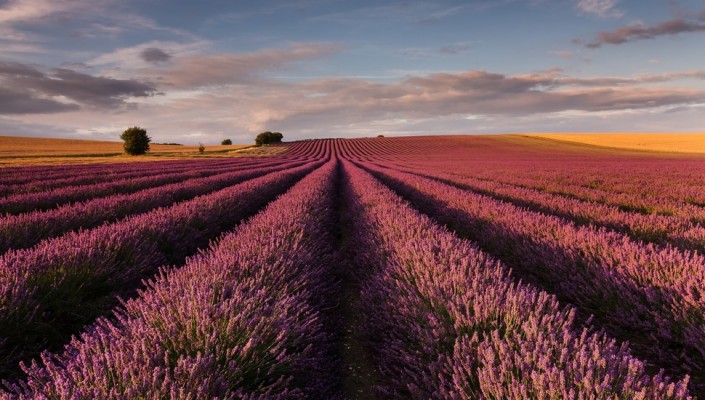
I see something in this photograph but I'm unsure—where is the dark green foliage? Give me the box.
[221,139,233,145]
[377,134,385,138]
[198,143,205,154]
[255,131,283,146]
[120,127,151,155]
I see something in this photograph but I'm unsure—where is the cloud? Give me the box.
[400,42,474,58]
[311,2,494,25]
[0,86,80,114]
[548,69,705,87]
[0,0,72,23]
[549,50,573,59]
[150,43,342,88]
[415,4,478,24]
[167,68,704,136]
[0,116,79,137]
[0,61,157,114]
[88,40,209,74]
[438,43,473,55]
[0,0,193,54]
[576,0,624,18]
[140,48,172,64]
[6,65,705,142]
[287,70,705,118]
[584,13,705,48]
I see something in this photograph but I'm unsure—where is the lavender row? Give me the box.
[342,161,690,399]
[0,158,289,215]
[0,160,308,254]
[0,157,287,198]
[0,158,246,195]
[0,160,321,378]
[361,162,705,389]
[432,162,705,223]
[461,161,705,208]
[2,160,339,399]
[380,162,705,253]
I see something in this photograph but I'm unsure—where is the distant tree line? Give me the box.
[255,131,283,146]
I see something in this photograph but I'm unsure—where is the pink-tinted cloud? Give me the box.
[281,71,705,118]
[576,0,623,18]
[183,69,705,136]
[549,50,573,59]
[148,43,342,88]
[0,0,72,23]
[585,13,705,48]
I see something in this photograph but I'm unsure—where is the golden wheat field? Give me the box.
[524,133,705,154]
[0,136,251,166]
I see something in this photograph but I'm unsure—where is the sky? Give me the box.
[1,0,704,144]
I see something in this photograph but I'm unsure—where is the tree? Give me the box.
[255,131,283,146]
[377,134,385,138]
[198,143,205,154]
[120,127,151,155]
[221,139,232,145]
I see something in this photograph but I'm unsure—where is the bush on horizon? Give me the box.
[120,127,151,155]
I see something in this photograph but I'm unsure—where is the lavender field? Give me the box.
[1,136,704,399]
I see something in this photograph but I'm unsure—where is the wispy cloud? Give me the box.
[415,4,478,24]
[0,0,76,23]
[88,41,208,72]
[206,0,331,23]
[576,0,624,18]
[149,43,343,89]
[548,50,573,59]
[439,43,474,55]
[400,42,474,58]
[310,3,437,24]
[0,0,193,53]
[583,12,705,47]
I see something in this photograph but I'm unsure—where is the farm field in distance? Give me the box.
[1,134,705,399]
[0,136,252,167]
[525,132,705,154]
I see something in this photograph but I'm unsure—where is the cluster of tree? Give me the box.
[120,127,287,156]
[255,131,283,146]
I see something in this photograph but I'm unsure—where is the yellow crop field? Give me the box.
[524,133,705,154]
[0,136,251,166]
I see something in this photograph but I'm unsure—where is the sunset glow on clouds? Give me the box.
[1,0,704,143]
